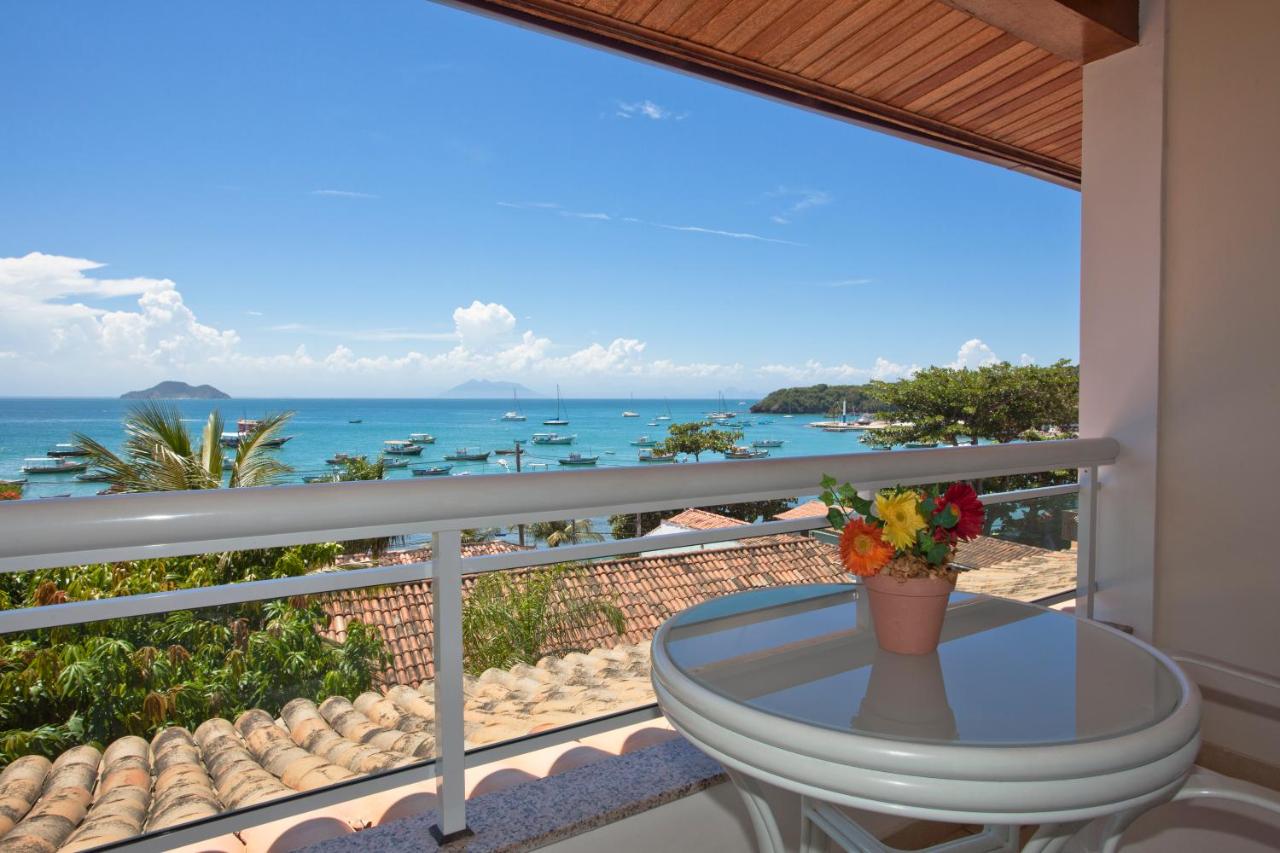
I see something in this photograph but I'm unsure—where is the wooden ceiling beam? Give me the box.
[935,0,1138,63]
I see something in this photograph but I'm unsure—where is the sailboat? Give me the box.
[656,399,672,421]
[622,393,639,418]
[501,388,527,421]
[708,392,736,420]
[544,384,569,426]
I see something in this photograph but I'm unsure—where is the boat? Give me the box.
[326,452,360,465]
[443,448,491,462]
[558,453,599,466]
[302,474,336,483]
[630,436,657,447]
[494,447,519,456]
[622,393,639,417]
[412,464,454,476]
[647,420,660,427]
[708,392,736,420]
[782,414,794,418]
[383,440,424,456]
[22,457,88,474]
[501,388,528,421]
[638,451,677,463]
[380,458,411,468]
[723,446,768,459]
[822,424,862,433]
[219,431,242,448]
[0,478,28,486]
[656,400,672,421]
[543,384,569,425]
[811,400,863,432]
[530,433,574,445]
[74,471,112,482]
[348,419,363,424]
[46,443,89,458]
[408,433,436,444]
[905,441,939,449]
[752,439,784,448]
[757,418,773,425]
[233,418,294,448]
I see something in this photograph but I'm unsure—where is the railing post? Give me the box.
[430,529,471,842]
[1077,465,1100,620]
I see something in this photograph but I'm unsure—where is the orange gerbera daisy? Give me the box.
[838,519,894,577]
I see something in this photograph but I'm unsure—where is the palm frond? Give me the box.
[199,411,224,483]
[228,412,294,488]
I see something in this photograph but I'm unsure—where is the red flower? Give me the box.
[934,483,985,541]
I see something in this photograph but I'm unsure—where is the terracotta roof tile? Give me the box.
[661,508,748,530]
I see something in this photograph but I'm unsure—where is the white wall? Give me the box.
[1083,0,1280,767]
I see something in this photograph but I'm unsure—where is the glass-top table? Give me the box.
[651,585,1201,853]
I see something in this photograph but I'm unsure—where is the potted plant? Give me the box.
[819,476,985,654]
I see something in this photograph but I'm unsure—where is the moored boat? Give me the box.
[46,443,89,458]
[412,464,454,476]
[723,446,768,459]
[501,388,528,421]
[0,478,28,486]
[384,440,424,456]
[22,457,88,474]
[558,453,599,466]
[630,436,657,447]
[443,448,491,462]
[302,474,337,483]
[904,441,939,449]
[752,439,784,448]
[543,384,569,425]
[622,393,639,417]
[530,433,574,445]
[348,419,363,423]
[638,450,677,463]
[380,458,411,468]
[326,452,360,465]
[74,471,112,482]
[408,433,436,444]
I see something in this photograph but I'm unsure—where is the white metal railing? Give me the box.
[0,438,1117,849]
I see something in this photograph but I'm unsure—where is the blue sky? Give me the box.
[0,0,1080,397]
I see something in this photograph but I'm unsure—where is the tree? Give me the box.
[656,420,743,462]
[751,383,887,415]
[74,402,293,491]
[527,519,604,548]
[609,499,797,540]
[461,564,625,675]
[0,545,388,766]
[861,361,1078,448]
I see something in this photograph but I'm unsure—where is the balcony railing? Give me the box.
[0,438,1118,851]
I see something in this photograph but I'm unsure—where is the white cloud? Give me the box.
[0,351,16,359]
[1019,353,1035,365]
[560,211,611,220]
[757,356,917,384]
[649,222,801,246]
[311,189,378,199]
[615,100,685,120]
[820,278,873,288]
[949,338,1001,370]
[768,188,831,224]
[245,310,264,316]
[499,200,800,246]
[452,301,516,347]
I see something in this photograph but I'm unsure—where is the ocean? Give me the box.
[0,397,882,502]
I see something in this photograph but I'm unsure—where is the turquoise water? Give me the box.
[0,397,883,501]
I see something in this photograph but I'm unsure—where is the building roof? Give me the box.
[322,536,846,686]
[774,500,832,520]
[660,508,748,530]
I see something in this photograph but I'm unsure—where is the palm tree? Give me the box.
[527,519,605,548]
[75,402,293,492]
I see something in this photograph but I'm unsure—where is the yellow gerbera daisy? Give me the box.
[875,490,927,550]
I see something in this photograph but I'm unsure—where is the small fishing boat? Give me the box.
[558,453,599,466]
[630,436,657,447]
[723,446,768,460]
[412,464,454,476]
[380,458,411,468]
[231,419,293,448]
[303,474,337,483]
[384,440,424,456]
[0,478,28,486]
[326,452,360,465]
[494,447,519,456]
[443,448,491,462]
[752,439,784,448]
[75,471,112,482]
[822,424,862,433]
[348,419,363,424]
[756,418,773,425]
[530,433,574,445]
[408,433,436,444]
[219,432,241,448]
[501,388,528,421]
[638,451,677,463]
[647,420,660,427]
[905,441,939,449]
[46,443,89,458]
[543,384,569,426]
[782,414,794,418]
[22,457,88,474]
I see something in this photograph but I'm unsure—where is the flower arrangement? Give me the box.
[819,476,986,582]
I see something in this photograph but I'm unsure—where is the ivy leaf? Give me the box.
[820,492,834,506]
[827,508,847,531]
[849,494,872,517]
[937,503,959,528]
[820,474,837,490]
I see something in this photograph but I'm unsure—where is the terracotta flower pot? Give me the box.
[863,572,957,655]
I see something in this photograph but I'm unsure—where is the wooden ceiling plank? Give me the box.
[860,17,999,100]
[779,0,919,75]
[641,0,725,31]
[826,7,972,91]
[934,0,1137,63]
[739,0,854,61]
[613,0,667,24]
[758,0,875,67]
[691,0,776,46]
[801,0,936,80]
[1048,142,1081,162]
[1002,111,1081,146]
[718,0,811,55]
[579,0,623,13]
[943,59,1076,124]
[1021,120,1083,152]
[665,0,737,38]
[1037,134,1083,158]
[897,34,1030,111]
[904,43,1051,116]
[976,84,1080,136]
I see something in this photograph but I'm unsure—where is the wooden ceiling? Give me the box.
[441,0,1140,185]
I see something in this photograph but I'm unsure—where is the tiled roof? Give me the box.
[773,500,831,520]
[661,508,748,530]
[0,646,673,853]
[321,536,845,687]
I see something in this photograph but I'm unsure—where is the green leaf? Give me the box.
[938,503,959,529]
[849,494,872,517]
[820,474,837,489]
[826,508,847,531]
[819,492,834,506]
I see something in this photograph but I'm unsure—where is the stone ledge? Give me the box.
[301,737,724,853]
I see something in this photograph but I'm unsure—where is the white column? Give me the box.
[431,529,469,839]
[1079,0,1167,638]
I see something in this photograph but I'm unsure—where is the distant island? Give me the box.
[751,383,886,415]
[439,379,545,398]
[121,381,230,400]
